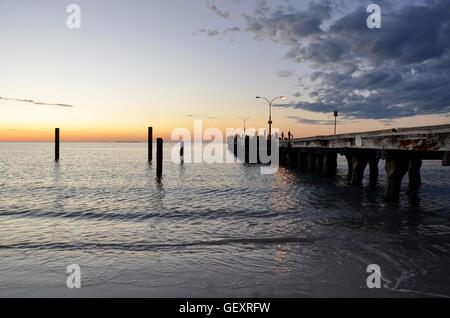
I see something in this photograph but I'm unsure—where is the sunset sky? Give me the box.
[1,0,449,141]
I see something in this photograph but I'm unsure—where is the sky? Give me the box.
[0,0,449,141]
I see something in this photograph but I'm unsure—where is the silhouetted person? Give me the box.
[288,131,293,139]
[281,132,284,140]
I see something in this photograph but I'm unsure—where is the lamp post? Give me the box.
[334,111,339,136]
[236,116,251,135]
[256,96,285,139]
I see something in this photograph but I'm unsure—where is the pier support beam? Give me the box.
[322,152,337,177]
[408,158,422,191]
[285,151,291,165]
[55,128,60,161]
[297,151,308,169]
[156,138,163,178]
[287,150,298,167]
[298,152,308,169]
[443,152,450,166]
[307,152,317,170]
[368,157,379,182]
[296,152,302,169]
[315,153,324,173]
[279,150,287,165]
[148,127,153,162]
[345,154,353,176]
[351,155,368,185]
[385,158,409,202]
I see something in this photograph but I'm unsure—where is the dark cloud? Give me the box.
[0,96,74,108]
[244,0,450,120]
[245,0,333,44]
[205,0,230,19]
[197,26,241,37]
[278,70,294,78]
[287,115,338,126]
[197,29,220,37]
[225,26,241,32]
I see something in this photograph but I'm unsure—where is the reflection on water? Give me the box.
[0,142,449,297]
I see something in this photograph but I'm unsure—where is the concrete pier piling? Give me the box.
[298,151,308,169]
[148,127,153,162]
[408,158,422,191]
[307,152,317,170]
[285,148,294,166]
[322,152,337,177]
[443,152,450,166]
[315,153,324,173]
[291,150,300,168]
[351,155,368,186]
[280,149,288,165]
[368,157,380,182]
[296,152,302,168]
[345,154,353,176]
[156,138,163,177]
[55,128,60,161]
[385,158,409,202]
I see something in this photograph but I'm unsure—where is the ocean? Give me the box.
[0,142,449,297]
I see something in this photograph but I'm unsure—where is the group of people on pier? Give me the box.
[281,131,293,140]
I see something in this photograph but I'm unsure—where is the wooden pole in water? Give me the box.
[148,127,153,162]
[156,138,163,177]
[244,135,250,163]
[180,141,184,164]
[55,128,60,161]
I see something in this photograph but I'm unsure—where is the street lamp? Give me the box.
[236,116,251,135]
[333,111,339,136]
[256,96,285,139]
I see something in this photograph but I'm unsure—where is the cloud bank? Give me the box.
[244,0,450,120]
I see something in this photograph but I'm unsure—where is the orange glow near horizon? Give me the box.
[2,96,449,142]
[2,112,450,142]
[0,125,186,142]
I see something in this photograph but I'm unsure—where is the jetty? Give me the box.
[279,124,450,201]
